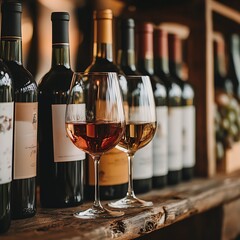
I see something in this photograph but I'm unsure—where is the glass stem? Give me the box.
[93,155,103,210]
[126,153,136,198]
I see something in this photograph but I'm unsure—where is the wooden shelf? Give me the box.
[2,171,240,240]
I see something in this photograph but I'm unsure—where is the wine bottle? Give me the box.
[84,9,128,200]
[0,60,13,234]
[0,1,38,219]
[153,28,182,187]
[168,33,195,181]
[136,22,167,192]
[38,12,85,208]
[118,19,154,193]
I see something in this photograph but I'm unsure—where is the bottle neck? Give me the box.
[0,38,22,64]
[154,30,169,74]
[154,58,169,74]
[137,58,154,75]
[118,22,136,70]
[1,2,22,64]
[118,49,136,71]
[93,17,113,62]
[94,43,113,62]
[168,34,183,79]
[137,28,154,75]
[214,40,227,78]
[169,61,182,79]
[51,44,70,68]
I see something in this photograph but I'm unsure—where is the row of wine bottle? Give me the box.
[0,1,38,234]
[0,1,195,234]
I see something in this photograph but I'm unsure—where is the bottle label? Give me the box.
[168,107,183,171]
[153,106,168,176]
[88,148,128,186]
[182,106,196,168]
[0,102,14,184]
[14,102,38,179]
[52,104,85,162]
[129,106,155,122]
[65,103,86,122]
[133,141,153,179]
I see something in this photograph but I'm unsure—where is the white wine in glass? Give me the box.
[109,75,157,208]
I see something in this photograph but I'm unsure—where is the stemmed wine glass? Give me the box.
[108,75,157,208]
[65,72,125,219]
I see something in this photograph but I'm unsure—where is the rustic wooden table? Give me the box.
[2,172,240,240]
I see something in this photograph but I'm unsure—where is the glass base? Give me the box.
[108,196,153,209]
[74,207,124,219]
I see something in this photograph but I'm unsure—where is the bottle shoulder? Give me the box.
[4,61,37,93]
[0,60,13,87]
[85,58,121,73]
[120,65,140,76]
[38,66,73,91]
[182,81,195,100]
[147,74,167,101]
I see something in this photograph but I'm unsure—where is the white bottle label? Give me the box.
[129,106,155,122]
[133,141,153,180]
[52,104,85,162]
[14,102,38,179]
[182,106,196,168]
[0,102,14,184]
[168,107,183,171]
[153,106,168,176]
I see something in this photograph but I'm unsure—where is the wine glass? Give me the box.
[65,72,125,219]
[108,75,157,208]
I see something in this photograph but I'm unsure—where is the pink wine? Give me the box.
[66,122,124,155]
[117,122,157,153]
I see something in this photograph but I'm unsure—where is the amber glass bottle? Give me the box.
[84,9,128,200]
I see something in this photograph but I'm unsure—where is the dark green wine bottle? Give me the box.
[118,19,155,194]
[168,33,195,181]
[0,1,38,219]
[153,28,182,187]
[38,12,85,208]
[0,60,14,234]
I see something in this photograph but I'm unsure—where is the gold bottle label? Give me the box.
[88,148,128,186]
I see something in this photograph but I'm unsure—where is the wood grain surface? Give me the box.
[1,171,240,240]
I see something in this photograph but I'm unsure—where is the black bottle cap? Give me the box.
[51,12,70,44]
[1,1,22,38]
[120,18,135,51]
